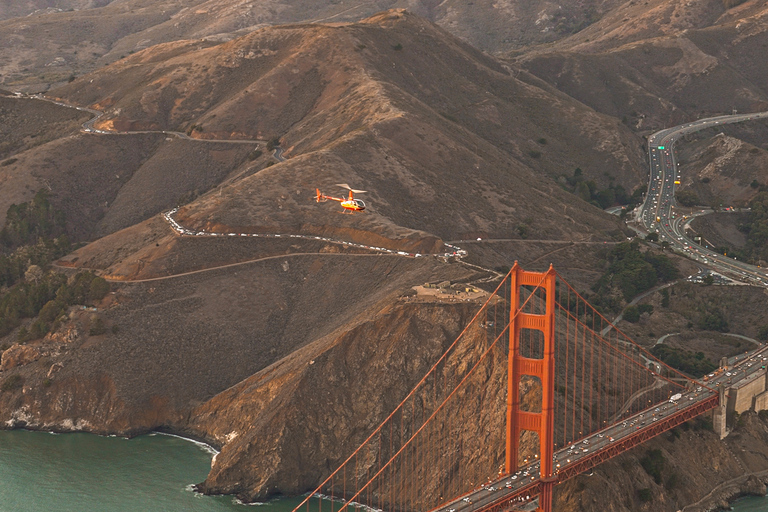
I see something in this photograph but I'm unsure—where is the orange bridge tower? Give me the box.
[506,262,557,512]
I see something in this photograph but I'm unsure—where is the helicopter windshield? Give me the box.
[354,199,366,209]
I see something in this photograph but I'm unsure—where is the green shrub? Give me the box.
[17,326,30,343]
[665,472,679,490]
[638,303,654,316]
[637,488,652,502]
[588,240,678,315]
[692,416,713,431]
[89,277,110,301]
[1,374,23,392]
[698,310,728,332]
[640,449,665,484]
[723,0,748,8]
[89,316,107,336]
[651,345,717,377]
[624,305,640,323]
[440,112,458,123]
[1,189,67,252]
[675,190,700,207]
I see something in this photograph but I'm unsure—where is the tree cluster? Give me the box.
[2,271,110,341]
[0,191,109,343]
[674,190,700,207]
[0,190,71,289]
[0,189,66,252]
[710,192,768,264]
[638,449,679,490]
[622,303,654,323]
[561,168,643,210]
[640,449,665,484]
[589,241,678,314]
[697,309,729,332]
[650,345,717,377]
[0,236,71,288]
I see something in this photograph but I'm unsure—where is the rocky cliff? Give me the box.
[555,412,768,512]
[6,271,768,512]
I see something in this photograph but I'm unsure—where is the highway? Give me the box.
[439,344,768,512]
[637,111,768,286]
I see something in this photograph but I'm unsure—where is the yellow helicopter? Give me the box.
[316,184,366,213]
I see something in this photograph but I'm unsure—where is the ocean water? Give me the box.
[4,429,761,512]
[0,429,305,512]
[732,496,768,511]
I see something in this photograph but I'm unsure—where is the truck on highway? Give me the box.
[669,393,682,403]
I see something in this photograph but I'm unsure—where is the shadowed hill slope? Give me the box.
[3,7,767,510]
[0,122,256,241]
[519,0,768,131]
[0,0,627,90]
[47,10,636,257]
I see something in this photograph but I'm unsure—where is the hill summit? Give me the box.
[49,9,635,273]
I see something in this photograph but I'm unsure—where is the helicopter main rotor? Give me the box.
[336,183,366,194]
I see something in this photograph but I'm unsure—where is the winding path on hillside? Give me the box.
[25,92,270,147]
[102,252,402,283]
[4,92,618,286]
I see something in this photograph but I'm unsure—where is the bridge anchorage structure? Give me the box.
[293,263,721,512]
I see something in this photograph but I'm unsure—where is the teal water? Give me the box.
[6,429,763,512]
[0,429,306,512]
[733,496,768,511]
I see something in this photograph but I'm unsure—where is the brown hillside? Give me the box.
[9,8,762,510]
[676,131,768,207]
[0,254,473,430]
[0,112,255,241]
[0,0,631,91]
[518,1,768,130]
[0,0,116,21]
[46,11,638,253]
[0,96,90,160]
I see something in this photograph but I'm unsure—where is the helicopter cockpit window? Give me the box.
[355,199,366,208]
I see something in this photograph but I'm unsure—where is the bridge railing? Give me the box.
[291,266,712,512]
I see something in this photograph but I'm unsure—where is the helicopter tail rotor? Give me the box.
[316,188,327,202]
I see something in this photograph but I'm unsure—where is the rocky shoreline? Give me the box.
[683,473,768,512]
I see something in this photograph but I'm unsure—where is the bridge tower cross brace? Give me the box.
[506,262,557,512]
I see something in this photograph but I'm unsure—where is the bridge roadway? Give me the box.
[437,344,768,512]
[638,111,768,286]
